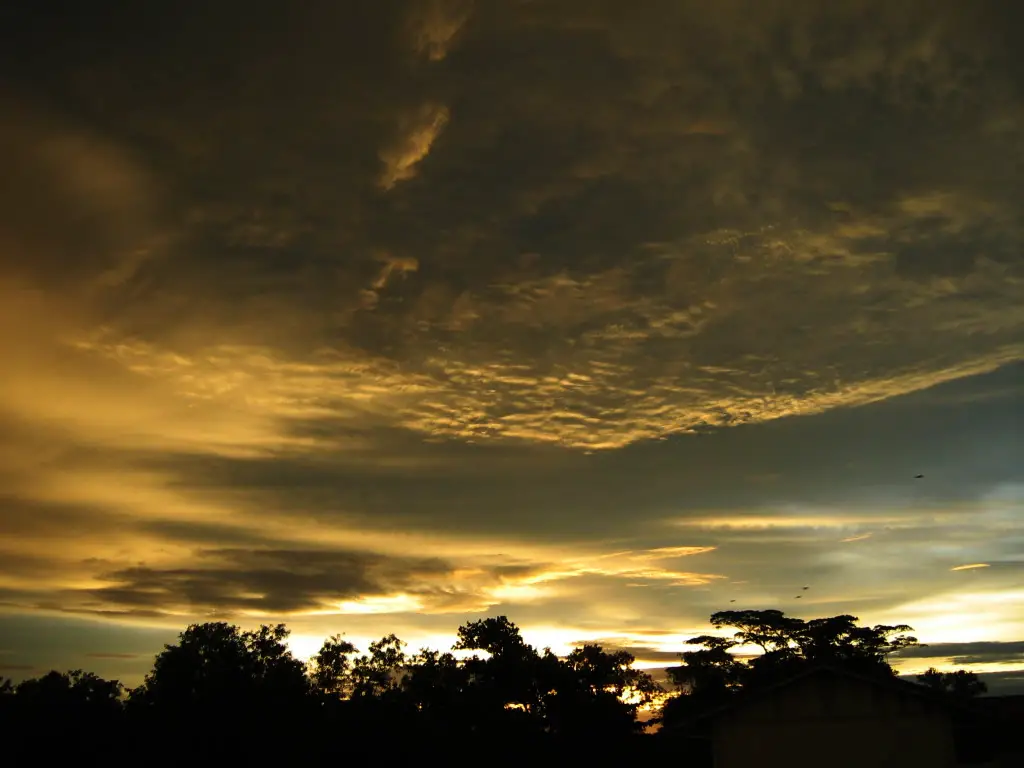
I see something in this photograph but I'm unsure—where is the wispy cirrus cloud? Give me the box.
[378,103,450,190]
[408,0,474,61]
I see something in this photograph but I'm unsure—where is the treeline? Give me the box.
[661,609,984,725]
[0,610,984,764]
[1,616,659,764]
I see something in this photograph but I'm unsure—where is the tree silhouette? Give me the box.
[450,617,659,739]
[796,614,916,675]
[309,634,358,697]
[918,668,988,699]
[663,609,921,728]
[351,634,408,698]
[710,609,803,653]
[668,635,746,694]
[663,635,746,726]
[244,623,310,698]
[714,609,917,683]
[0,676,11,724]
[454,615,547,728]
[130,622,308,715]
[455,615,534,659]
[565,644,658,703]
[553,644,660,737]
[0,608,972,764]
[402,647,468,714]
[2,670,124,761]
[13,669,123,716]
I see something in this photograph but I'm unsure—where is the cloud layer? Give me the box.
[0,0,1021,677]
[3,0,1022,450]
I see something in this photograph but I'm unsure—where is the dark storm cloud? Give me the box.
[4,0,1021,452]
[0,106,162,293]
[975,670,1024,696]
[85,548,447,613]
[74,548,549,617]
[577,644,684,665]
[84,652,140,660]
[899,641,1024,666]
[0,497,127,539]
[0,552,74,581]
[137,520,281,549]
[0,0,1022,663]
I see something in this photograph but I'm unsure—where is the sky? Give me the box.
[0,0,1022,690]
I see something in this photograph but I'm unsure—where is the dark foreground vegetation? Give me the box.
[0,610,986,765]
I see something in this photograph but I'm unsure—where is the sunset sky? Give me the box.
[1,0,1022,690]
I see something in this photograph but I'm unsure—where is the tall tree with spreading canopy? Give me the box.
[663,609,920,727]
[401,648,468,716]
[554,644,661,737]
[130,622,308,712]
[309,634,358,698]
[13,670,123,718]
[351,634,408,698]
[454,615,547,727]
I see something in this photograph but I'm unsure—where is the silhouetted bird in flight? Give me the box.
[729,599,736,603]
[795,595,802,598]
[802,586,809,590]
[915,474,924,479]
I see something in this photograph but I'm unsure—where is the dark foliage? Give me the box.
[662,608,923,729]
[0,608,985,765]
[1,615,662,764]
[917,667,988,699]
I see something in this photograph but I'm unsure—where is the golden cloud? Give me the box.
[378,103,450,190]
[409,0,473,61]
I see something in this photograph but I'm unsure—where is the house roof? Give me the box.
[973,694,1024,723]
[736,663,948,703]
[667,663,963,733]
